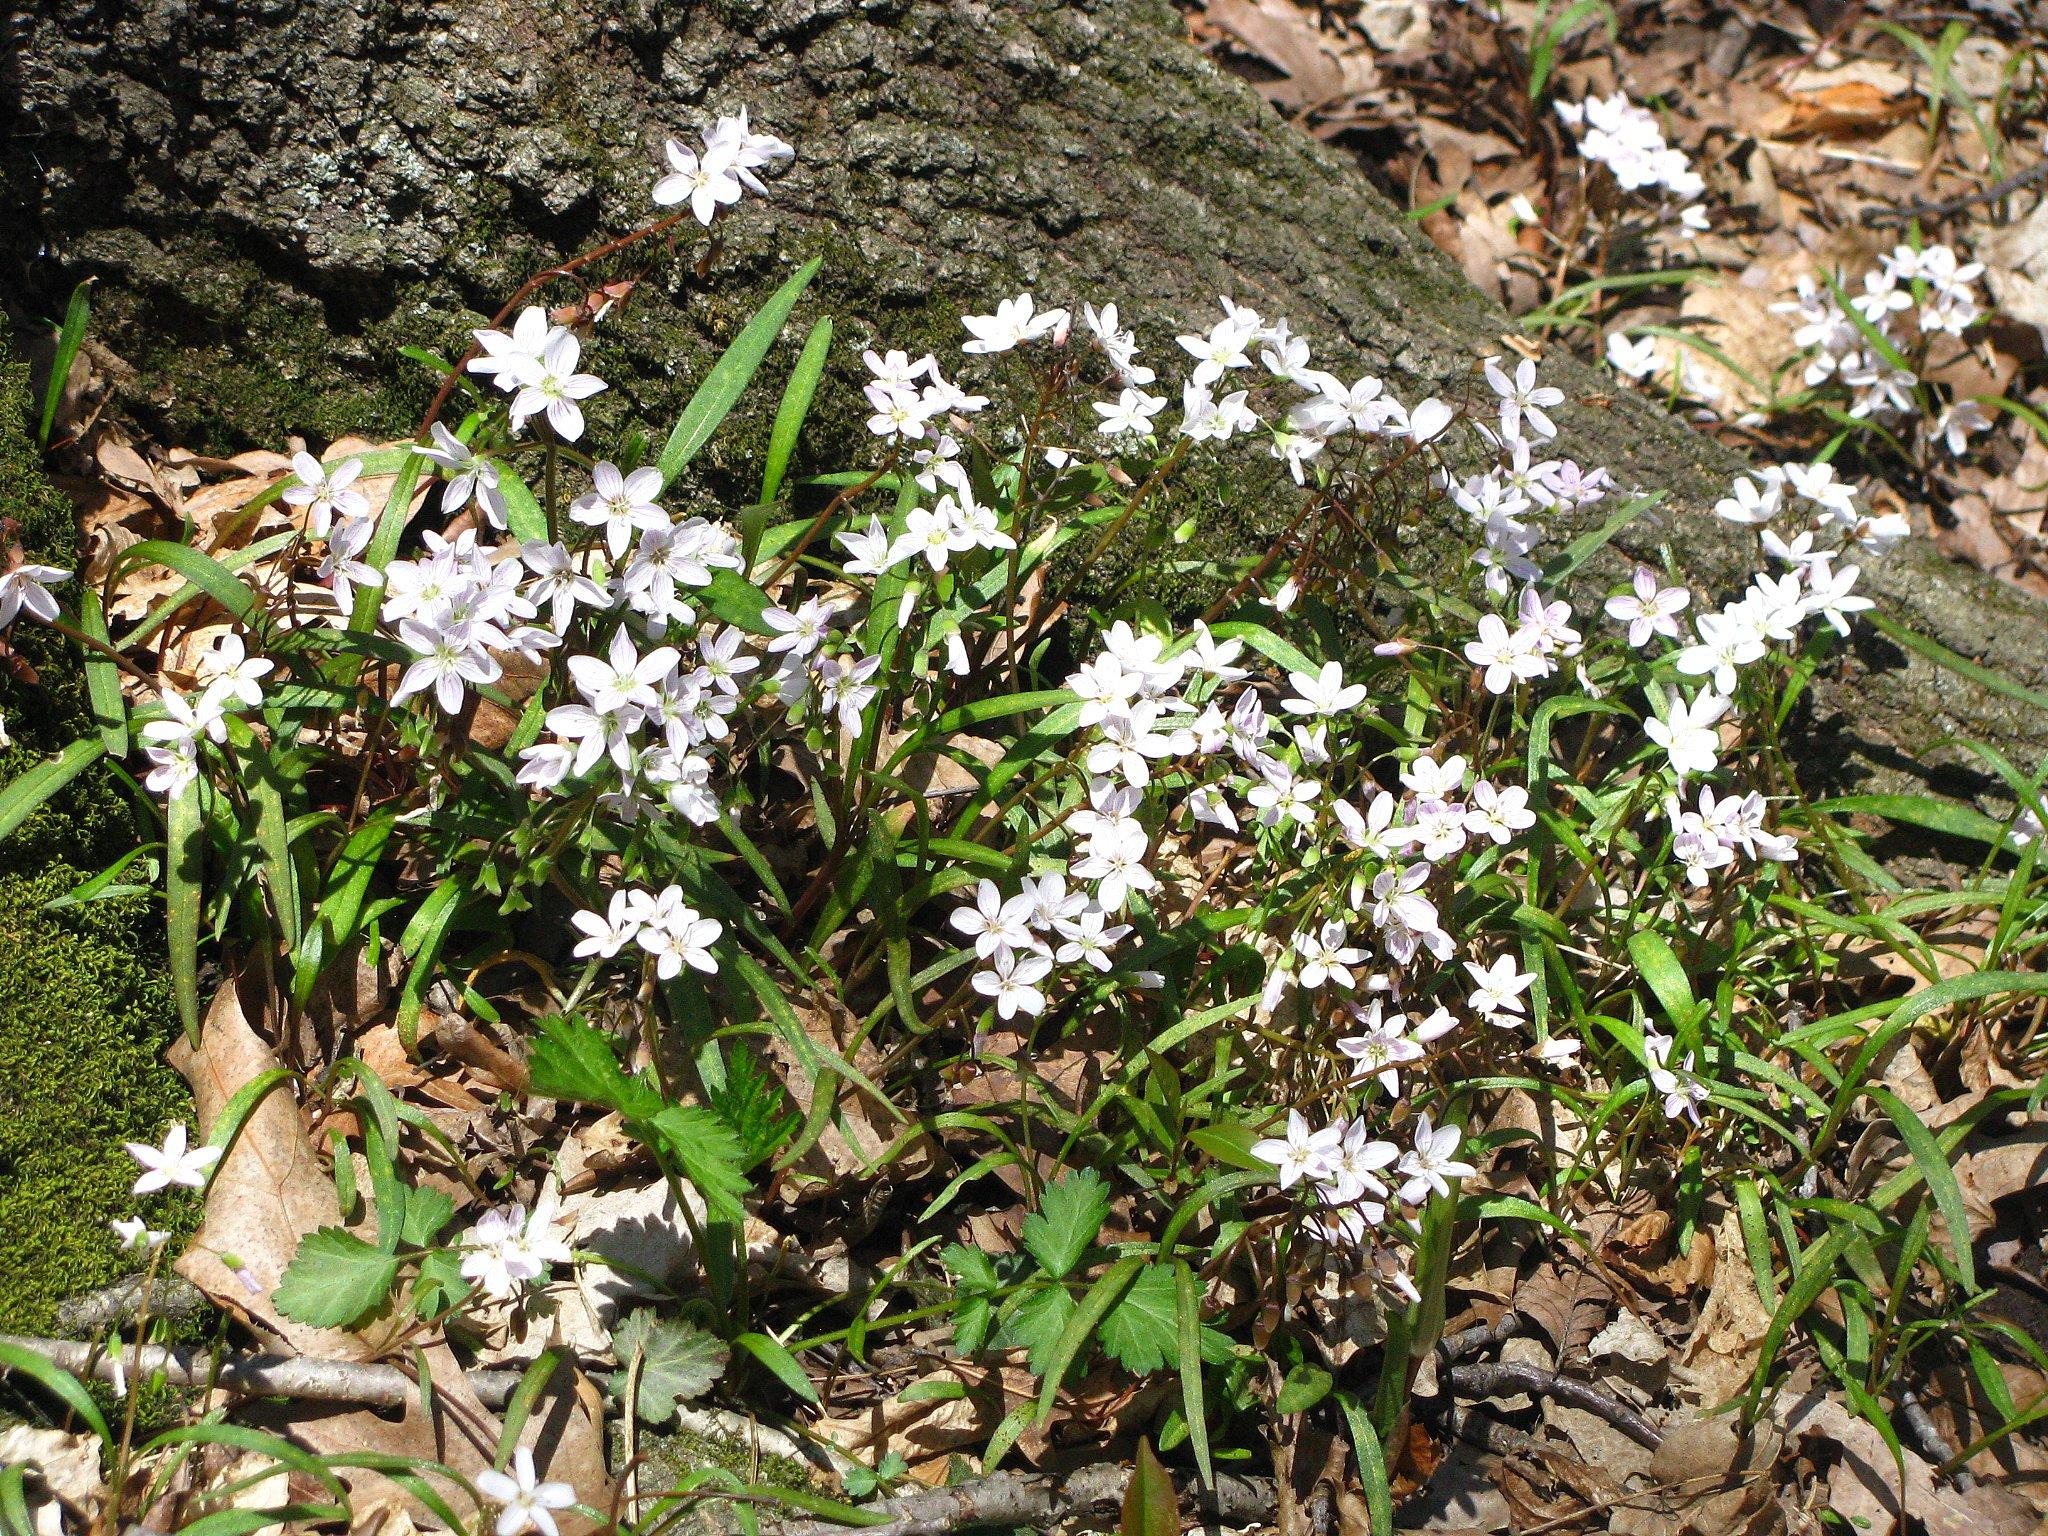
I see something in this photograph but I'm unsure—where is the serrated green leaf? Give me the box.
[528,1014,658,1117]
[607,1311,730,1423]
[643,1104,752,1225]
[1022,1168,1110,1281]
[1000,1283,1078,1377]
[273,1227,400,1328]
[1098,1264,1180,1375]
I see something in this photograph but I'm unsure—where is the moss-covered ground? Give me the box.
[0,336,196,1334]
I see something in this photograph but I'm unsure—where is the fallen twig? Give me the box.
[55,1274,211,1339]
[1860,157,2048,226]
[1442,1361,1664,1450]
[761,1463,1278,1536]
[1899,1391,1974,1490]
[0,1333,856,1480]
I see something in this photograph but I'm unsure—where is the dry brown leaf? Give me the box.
[1676,1212,1772,1405]
[171,977,612,1527]
[1205,0,1379,113]
[1761,81,1919,140]
[1789,1394,2037,1536]
[1956,1123,2048,1240]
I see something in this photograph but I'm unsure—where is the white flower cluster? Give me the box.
[1554,93,1707,232]
[652,110,794,226]
[1771,242,1988,438]
[571,884,725,980]
[139,634,273,796]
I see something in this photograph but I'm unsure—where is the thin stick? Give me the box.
[1861,157,2048,227]
[1442,1360,1664,1450]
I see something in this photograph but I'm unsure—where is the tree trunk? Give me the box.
[9,0,2045,805]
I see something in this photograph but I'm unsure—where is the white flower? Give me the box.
[1093,386,1167,437]
[1253,1110,1342,1191]
[1406,398,1455,443]
[961,294,1068,354]
[1177,312,1256,387]
[125,1123,220,1195]
[508,333,607,442]
[1319,1121,1399,1207]
[1713,474,1782,526]
[1802,559,1872,636]
[1293,921,1366,990]
[653,138,743,224]
[1397,1113,1475,1203]
[1484,355,1565,440]
[699,108,794,194]
[1605,332,1660,380]
[477,1447,577,1536]
[1604,567,1689,648]
[281,453,368,541]
[421,424,508,527]
[199,632,273,710]
[1281,660,1366,717]
[393,620,502,714]
[950,880,1038,960]
[818,651,882,733]
[1674,611,1767,695]
[1644,689,1730,779]
[570,462,668,559]
[110,1217,169,1254]
[469,307,563,390]
[1464,614,1547,693]
[1465,955,1537,1024]
[0,561,71,628]
[633,890,724,979]
[972,948,1053,1019]
[1464,782,1535,844]
[1934,398,1992,458]
[761,596,842,658]
[571,890,643,960]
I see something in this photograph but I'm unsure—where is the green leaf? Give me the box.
[1626,930,1698,1030]
[1808,793,2011,847]
[656,257,822,489]
[732,1330,818,1404]
[644,1104,752,1225]
[1099,1264,1180,1375]
[394,876,467,1050]
[165,777,204,1042]
[1022,1168,1111,1280]
[1275,1361,1334,1415]
[527,1014,654,1115]
[607,1311,731,1423]
[75,589,128,757]
[273,1227,401,1328]
[760,316,834,509]
[0,1339,114,1446]
[396,1182,456,1248]
[1120,1438,1181,1536]
[37,279,94,447]
[411,1250,471,1320]
[1000,1283,1078,1377]
[1036,1255,1146,1417]
[111,540,259,624]
[1866,1086,1976,1292]
[0,738,105,844]
[1173,1261,1213,1489]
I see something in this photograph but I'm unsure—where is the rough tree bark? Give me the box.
[8,0,2045,804]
